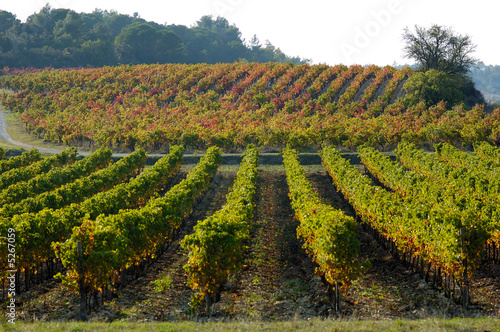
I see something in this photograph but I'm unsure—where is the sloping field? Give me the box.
[0,63,418,150]
[3,63,499,151]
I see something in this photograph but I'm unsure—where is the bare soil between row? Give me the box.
[8,168,500,323]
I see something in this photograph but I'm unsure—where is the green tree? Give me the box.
[115,23,184,64]
[184,16,247,63]
[80,39,108,66]
[403,25,484,108]
[0,11,19,54]
[53,11,84,48]
[0,7,307,67]
[403,69,464,107]
[155,30,186,63]
[403,24,477,77]
[115,23,158,63]
[0,10,18,32]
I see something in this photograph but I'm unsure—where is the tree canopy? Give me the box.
[0,6,307,68]
[402,24,485,108]
[402,24,477,77]
[403,69,464,107]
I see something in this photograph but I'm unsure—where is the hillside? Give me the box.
[2,63,500,152]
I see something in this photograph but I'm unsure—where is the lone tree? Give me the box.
[403,24,477,77]
[402,24,484,108]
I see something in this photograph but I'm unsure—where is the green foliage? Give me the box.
[360,144,490,276]
[55,146,221,294]
[115,23,185,64]
[151,275,172,292]
[283,147,359,289]
[322,145,467,281]
[0,147,111,206]
[0,148,76,191]
[396,141,500,258]
[0,149,41,174]
[0,146,183,276]
[474,140,500,166]
[403,69,464,107]
[0,6,306,68]
[0,148,147,218]
[181,145,259,307]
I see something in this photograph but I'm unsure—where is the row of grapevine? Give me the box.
[361,144,485,203]
[181,144,259,310]
[321,145,472,304]
[395,142,500,247]
[0,147,112,205]
[0,63,424,150]
[435,143,500,184]
[283,147,359,312]
[396,142,500,207]
[395,142,491,197]
[359,145,489,269]
[371,66,411,107]
[5,63,498,150]
[0,148,147,218]
[0,149,41,174]
[0,146,184,290]
[359,145,430,198]
[305,65,341,99]
[360,66,393,106]
[337,65,379,108]
[469,141,500,248]
[54,146,222,306]
[0,148,76,191]
[318,65,355,102]
[474,141,500,166]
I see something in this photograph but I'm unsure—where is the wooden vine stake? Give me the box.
[335,282,341,313]
[460,228,469,310]
[77,241,88,321]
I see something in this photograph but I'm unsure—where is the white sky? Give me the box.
[2,0,499,66]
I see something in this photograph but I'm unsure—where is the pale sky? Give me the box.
[2,0,499,66]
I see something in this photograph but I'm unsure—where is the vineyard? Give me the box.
[0,140,498,324]
[0,62,499,326]
[2,63,500,151]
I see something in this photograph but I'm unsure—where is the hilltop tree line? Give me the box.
[0,5,306,68]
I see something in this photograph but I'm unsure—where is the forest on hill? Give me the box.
[0,5,306,68]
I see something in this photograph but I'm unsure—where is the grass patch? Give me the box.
[0,138,26,151]
[3,318,500,331]
[151,275,173,293]
[0,111,62,151]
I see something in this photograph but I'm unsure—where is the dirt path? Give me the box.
[308,168,500,319]
[0,111,63,154]
[217,170,326,320]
